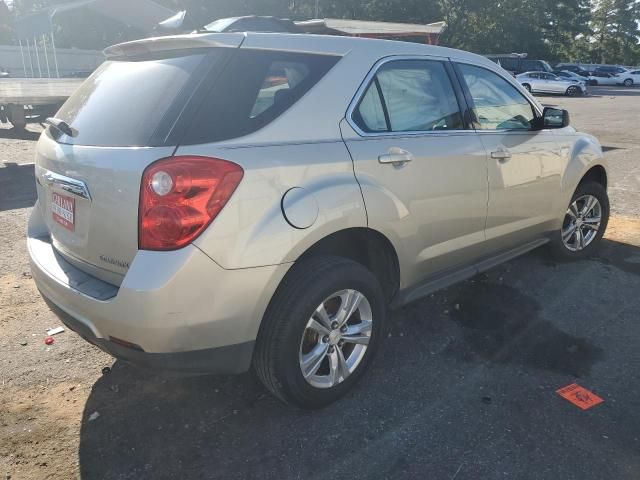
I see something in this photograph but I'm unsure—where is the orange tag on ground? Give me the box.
[556,384,604,410]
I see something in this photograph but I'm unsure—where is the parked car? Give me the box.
[29,33,609,408]
[590,71,621,86]
[554,70,596,86]
[486,54,553,75]
[516,71,587,96]
[0,66,9,78]
[203,15,301,33]
[614,69,639,87]
[594,65,628,75]
[554,63,593,77]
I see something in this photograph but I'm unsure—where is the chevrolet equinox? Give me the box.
[28,32,609,408]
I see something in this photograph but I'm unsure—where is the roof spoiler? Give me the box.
[103,33,245,58]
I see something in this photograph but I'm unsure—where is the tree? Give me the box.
[591,0,640,64]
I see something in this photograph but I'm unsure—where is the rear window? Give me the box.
[53,52,211,147]
[181,49,340,145]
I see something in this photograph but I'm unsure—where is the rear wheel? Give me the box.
[566,85,580,96]
[549,181,609,261]
[523,83,532,93]
[254,255,386,409]
[623,78,634,87]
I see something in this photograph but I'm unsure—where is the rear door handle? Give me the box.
[491,149,512,162]
[379,148,413,166]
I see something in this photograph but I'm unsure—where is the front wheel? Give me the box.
[254,255,386,409]
[522,83,532,93]
[549,181,609,260]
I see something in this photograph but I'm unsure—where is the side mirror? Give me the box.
[531,107,570,130]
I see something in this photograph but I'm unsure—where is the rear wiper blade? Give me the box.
[45,117,76,137]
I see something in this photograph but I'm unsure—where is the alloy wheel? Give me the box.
[561,194,602,252]
[567,86,579,96]
[299,289,373,389]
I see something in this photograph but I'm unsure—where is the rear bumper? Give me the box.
[28,202,291,375]
[45,297,254,375]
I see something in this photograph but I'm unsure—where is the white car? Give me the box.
[516,71,587,96]
[590,72,621,86]
[616,69,640,87]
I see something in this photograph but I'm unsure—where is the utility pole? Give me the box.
[315,0,319,18]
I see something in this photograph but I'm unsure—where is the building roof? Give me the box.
[295,19,446,37]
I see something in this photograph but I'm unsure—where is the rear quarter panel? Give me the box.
[178,142,367,269]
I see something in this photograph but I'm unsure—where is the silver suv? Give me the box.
[28,33,609,408]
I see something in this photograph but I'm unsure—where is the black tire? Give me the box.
[623,78,633,87]
[549,181,609,261]
[592,80,599,86]
[566,85,579,97]
[253,255,386,409]
[523,83,532,93]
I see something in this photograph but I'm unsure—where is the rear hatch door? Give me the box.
[34,35,242,284]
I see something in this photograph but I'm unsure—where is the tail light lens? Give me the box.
[139,156,243,251]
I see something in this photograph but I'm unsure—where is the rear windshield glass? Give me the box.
[53,52,207,147]
[181,49,340,144]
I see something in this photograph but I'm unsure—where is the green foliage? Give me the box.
[1,0,639,65]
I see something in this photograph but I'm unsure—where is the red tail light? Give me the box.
[139,156,243,251]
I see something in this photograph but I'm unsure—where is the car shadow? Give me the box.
[0,162,36,211]
[0,126,42,141]
[77,239,640,479]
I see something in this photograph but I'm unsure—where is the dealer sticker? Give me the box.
[51,192,75,231]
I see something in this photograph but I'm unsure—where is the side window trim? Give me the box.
[346,55,472,137]
[373,77,392,131]
[452,60,542,132]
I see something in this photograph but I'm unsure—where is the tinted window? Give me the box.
[183,50,339,144]
[353,60,463,133]
[496,58,517,70]
[54,52,208,147]
[458,63,535,131]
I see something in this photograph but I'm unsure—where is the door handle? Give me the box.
[379,148,413,166]
[491,149,512,162]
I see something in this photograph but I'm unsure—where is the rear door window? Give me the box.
[182,50,340,144]
[353,59,464,133]
[53,51,212,147]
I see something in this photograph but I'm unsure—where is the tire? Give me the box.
[623,78,633,87]
[549,181,609,261]
[523,83,532,93]
[566,86,579,97]
[253,255,386,409]
[592,80,599,86]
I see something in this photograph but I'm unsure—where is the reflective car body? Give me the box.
[29,33,606,379]
[516,71,587,95]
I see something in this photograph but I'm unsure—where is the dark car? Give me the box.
[555,64,591,77]
[594,65,627,75]
[203,16,302,34]
[554,70,597,86]
[486,55,553,75]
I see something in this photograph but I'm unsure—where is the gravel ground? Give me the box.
[1,86,639,480]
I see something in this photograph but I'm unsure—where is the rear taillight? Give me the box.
[139,156,243,251]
